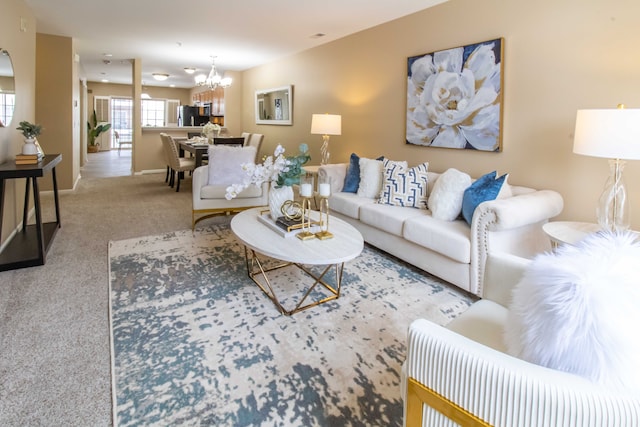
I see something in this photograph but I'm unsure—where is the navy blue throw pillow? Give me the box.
[461,171,507,225]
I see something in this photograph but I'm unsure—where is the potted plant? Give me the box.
[16,121,43,155]
[87,110,111,153]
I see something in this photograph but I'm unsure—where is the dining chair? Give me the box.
[241,132,252,146]
[161,133,196,192]
[115,130,132,155]
[246,133,264,162]
[160,133,172,184]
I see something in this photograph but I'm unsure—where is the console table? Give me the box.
[0,154,62,271]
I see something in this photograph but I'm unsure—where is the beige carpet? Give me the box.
[0,173,231,426]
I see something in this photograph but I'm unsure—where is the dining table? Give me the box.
[176,136,245,168]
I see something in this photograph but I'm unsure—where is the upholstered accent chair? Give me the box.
[160,133,195,192]
[402,252,640,427]
[191,145,269,230]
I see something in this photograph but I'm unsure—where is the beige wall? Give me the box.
[0,0,36,245]
[241,0,640,228]
[36,33,78,190]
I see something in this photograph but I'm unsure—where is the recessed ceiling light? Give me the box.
[101,79,109,83]
[310,33,326,39]
[183,67,196,74]
[152,73,169,81]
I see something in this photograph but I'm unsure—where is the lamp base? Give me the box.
[320,135,331,165]
[597,158,630,232]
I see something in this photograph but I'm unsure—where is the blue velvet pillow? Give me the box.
[342,153,384,193]
[461,171,507,225]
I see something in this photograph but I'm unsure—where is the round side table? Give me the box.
[542,221,601,247]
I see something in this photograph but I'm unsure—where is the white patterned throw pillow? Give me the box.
[505,231,640,392]
[378,160,429,209]
[428,168,472,221]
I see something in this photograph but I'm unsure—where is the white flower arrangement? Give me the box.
[225,144,310,200]
[202,121,221,139]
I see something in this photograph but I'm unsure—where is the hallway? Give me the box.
[81,149,132,179]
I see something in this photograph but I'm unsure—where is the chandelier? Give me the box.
[194,57,232,90]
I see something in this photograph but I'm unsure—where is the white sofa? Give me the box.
[318,164,564,297]
[401,252,640,426]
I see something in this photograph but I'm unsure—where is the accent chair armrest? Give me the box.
[403,319,640,427]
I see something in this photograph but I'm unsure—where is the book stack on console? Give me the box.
[15,153,44,165]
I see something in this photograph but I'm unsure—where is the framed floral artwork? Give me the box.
[406,38,504,152]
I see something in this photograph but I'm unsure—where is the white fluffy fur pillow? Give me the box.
[505,231,640,391]
[208,145,256,186]
[428,168,471,221]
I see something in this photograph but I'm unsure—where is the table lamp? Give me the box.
[311,114,341,165]
[573,104,640,231]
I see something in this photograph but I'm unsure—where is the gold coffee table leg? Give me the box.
[243,246,345,316]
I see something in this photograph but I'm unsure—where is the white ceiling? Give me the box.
[24,0,447,88]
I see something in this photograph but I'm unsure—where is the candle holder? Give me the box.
[315,197,333,240]
[297,173,316,240]
[315,175,333,239]
[296,196,316,240]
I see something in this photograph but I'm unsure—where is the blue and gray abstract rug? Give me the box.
[108,224,474,426]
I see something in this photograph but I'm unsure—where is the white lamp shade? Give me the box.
[573,109,640,160]
[311,114,342,135]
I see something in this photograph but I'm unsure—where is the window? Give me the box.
[0,93,15,126]
[141,99,165,127]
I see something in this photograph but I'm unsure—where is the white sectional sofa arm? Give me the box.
[473,189,564,232]
[403,318,640,427]
[469,189,563,296]
[317,163,347,193]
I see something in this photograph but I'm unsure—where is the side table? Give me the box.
[542,221,601,247]
[0,154,62,271]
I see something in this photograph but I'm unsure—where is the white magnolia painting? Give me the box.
[406,38,504,152]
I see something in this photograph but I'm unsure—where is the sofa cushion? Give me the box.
[360,203,427,237]
[378,161,429,209]
[329,192,376,219]
[447,299,508,353]
[201,183,263,200]
[428,168,472,221]
[343,153,384,193]
[461,171,508,224]
[207,145,256,186]
[403,215,472,263]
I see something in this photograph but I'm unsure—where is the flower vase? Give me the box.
[269,185,294,221]
[23,137,38,155]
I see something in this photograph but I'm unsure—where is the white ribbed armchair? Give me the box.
[402,252,640,427]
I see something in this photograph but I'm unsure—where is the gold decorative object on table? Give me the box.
[315,174,333,239]
[297,172,316,240]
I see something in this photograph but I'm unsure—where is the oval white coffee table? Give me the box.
[231,207,364,315]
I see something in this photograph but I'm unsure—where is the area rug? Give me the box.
[108,224,475,426]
